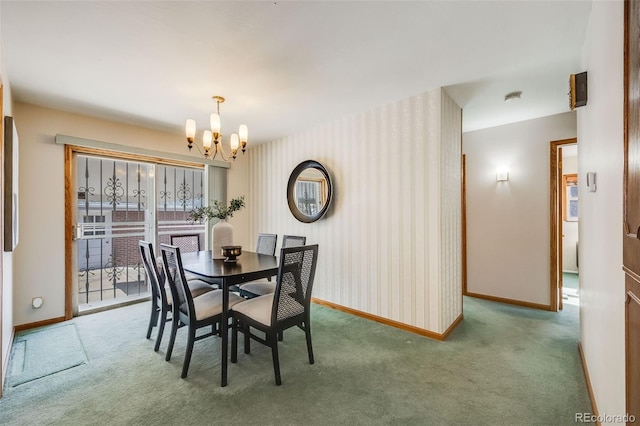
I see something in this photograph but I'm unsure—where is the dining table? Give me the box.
[180,250,279,387]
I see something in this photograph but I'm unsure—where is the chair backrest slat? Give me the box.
[139,241,167,305]
[160,243,194,319]
[272,245,318,324]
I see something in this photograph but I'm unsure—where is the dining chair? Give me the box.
[282,234,307,248]
[237,233,278,298]
[231,244,319,385]
[139,241,214,352]
[161,243,244,378]
[255,233,278,258]
[239,234,306,299]
[169,233,220,286]
[170,234,201,253]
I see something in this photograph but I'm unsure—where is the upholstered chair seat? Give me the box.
[180,289,244,321]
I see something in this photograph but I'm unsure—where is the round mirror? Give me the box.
[287,160,333,223]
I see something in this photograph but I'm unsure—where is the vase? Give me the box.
[211,219,233,259]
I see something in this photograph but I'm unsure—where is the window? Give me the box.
[82,215,106,236]
[563,174,578,222]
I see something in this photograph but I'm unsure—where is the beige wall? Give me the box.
[12,88,462,337]
[577,0,625,416]
[11,102,219,326]
[1,3,15,384]
[247,88,462,334]
[463,112,577,306]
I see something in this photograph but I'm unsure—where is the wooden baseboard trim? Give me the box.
[14,316,66,332]
[465,292,553,311]
[578,341,600,423]
[311,298,463,341]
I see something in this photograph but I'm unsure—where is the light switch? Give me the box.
[586,172,596,192]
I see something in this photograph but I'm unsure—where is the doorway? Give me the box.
[71,153,207,314]
[550,138,579,311]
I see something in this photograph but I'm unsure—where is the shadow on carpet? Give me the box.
[7,323,87,387]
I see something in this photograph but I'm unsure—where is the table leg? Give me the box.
[220,278,229,387]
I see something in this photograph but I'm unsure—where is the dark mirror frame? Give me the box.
[287,160,333,223]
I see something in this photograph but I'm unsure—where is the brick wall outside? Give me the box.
[111,210,204,267]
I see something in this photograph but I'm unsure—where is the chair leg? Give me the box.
[304,321,314,365]
[147,301,159,339]
[154,306,169,352]
[166,316,179,362]
[231,317,238,363]
[270,333,282,386]
[244,323,251,354]
[278,331,283,341]
[181,325,196,378]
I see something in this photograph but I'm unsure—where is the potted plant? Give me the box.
[188,196,245,223]
[188,196,245,259]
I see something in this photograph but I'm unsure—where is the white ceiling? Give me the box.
[1,1,592,145]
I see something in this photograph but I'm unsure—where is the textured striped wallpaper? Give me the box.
[248,88,462,334]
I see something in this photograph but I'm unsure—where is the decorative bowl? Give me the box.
[221,245,242,262]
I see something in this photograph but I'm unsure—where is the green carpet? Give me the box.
[7,323,87,387]
[0,297,592,425]
[563,272,579,290]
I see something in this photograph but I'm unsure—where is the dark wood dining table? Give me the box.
[180,250,279,387]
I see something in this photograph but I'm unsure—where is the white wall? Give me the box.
[463,112,577,306]
[11,102,230,326]
[577,0,625,418]
[247,88,462,334]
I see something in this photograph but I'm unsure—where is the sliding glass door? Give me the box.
[74,155,205,311]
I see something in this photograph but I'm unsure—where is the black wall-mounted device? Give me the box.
[570,72,588,110]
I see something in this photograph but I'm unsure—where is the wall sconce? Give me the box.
[496,167,509,182]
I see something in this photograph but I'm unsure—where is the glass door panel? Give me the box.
[75,156,206,312]
[76,156,153,309]
[156,165,206,250]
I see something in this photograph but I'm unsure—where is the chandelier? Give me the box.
[185,95,248,161]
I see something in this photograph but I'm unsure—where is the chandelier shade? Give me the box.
[185,96,247,161]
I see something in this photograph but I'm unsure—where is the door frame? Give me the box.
[64,145,204,319]
[549,138,578,312]
[462,154,467,295]
[0,83,4,398]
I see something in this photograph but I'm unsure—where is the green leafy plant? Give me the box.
[188,196,245,222]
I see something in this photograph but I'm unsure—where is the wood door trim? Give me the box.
[462,154,467,295]
[0,82,4,398]
[624,1,640,419]
[64,145,206,319]
[550,138,577,312]
[64,145,74,319]
[67,145,205,169]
